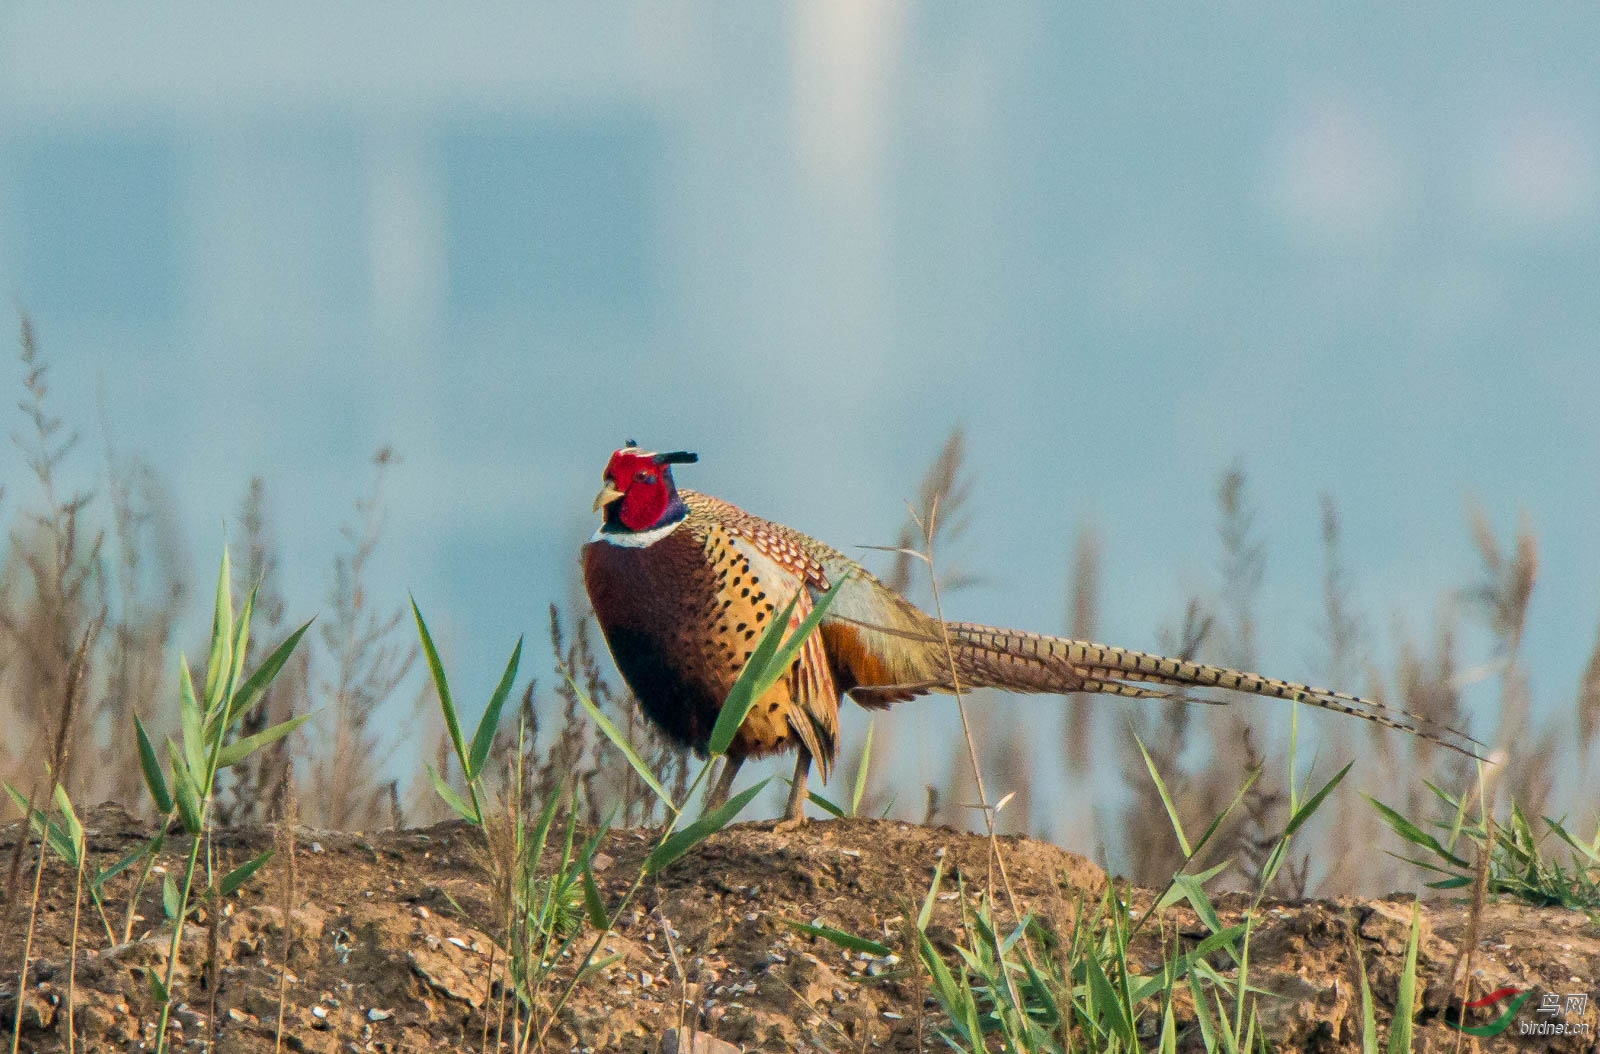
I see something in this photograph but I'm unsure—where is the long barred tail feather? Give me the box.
[938,621,1485,759]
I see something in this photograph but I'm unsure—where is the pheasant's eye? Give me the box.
[637,471,658,485]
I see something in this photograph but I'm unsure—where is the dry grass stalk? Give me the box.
[98,449,186,813]
[273,785,299,1054]
[1443,761,1501,1036]
[307,448,418,829]
[878,428,980,828]
[1302,498,1371,893]
[1,317,107,804]
[59,627,97,1054]
[64,824,87,1054]
[1214,465,1263,670]
[1062,524,1102,773]
[1316,497,1367,692]
[1578,629,1600,784]
[1210,468,1295,891]
[913,491,1026,926]
[8,623,92,1054]
[1465,507,1548,817]
[881,427,974,600]
[655,906,690,1037]
[205,831,223,1049]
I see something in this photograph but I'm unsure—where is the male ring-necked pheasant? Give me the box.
[582,443,1481,822]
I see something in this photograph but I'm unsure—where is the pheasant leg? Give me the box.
[781,747,812,824]
[706,756,742,812]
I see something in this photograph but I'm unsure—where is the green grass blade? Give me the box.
[1387,904,1420,1054]
[581,866,607,930]
[134,714,173,814]
[575,808,616,870]
[1256,839,1291,899]
[850,718,874,817]
[918,931,977,1045]
[709,578,846,757]
[1171,871,1229,937]
[1511,802,1537,847]
[203,549,234,713]
[1113,908,1139,1040]
[1367,796,1472,869]
[167,739,203,834]
[999,913,1031,957]
[1284,761,1353,837]
[918,857,946,933]
[1154,859,1229,914]
[215,714,312,770]
[1136,733,1192,856]
[571,674,674,812]
[467,636,522,781]
[524,789,564,880]
[781,919,892,957]
[1384,852,1464,879]
[208,576,260,741]
[178,653,205,779]
[708,592,803,756]
[425,762,480,824]
[575,952,625,983]
[226,620,314,731]
[53,784,85,859]
[1189,955,1237,997]
[1194,765,1262,860]
[1187,970,1218,1051]
[412,598,467,765]
[1546,815,1600,864]
[3,784,70,864]
[92,839,156,894]
[1134,925,1246,1003]
[1350,922,1378,1054]
[1019,949,1062,1029]
[1083,946,1136,1046]
[1222,911,1253,1047]
[225,581,258,711]
[645,778,769,875]
[806,791,847,819]
[219,850,274,896]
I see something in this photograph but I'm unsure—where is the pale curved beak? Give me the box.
[592,480,625,513]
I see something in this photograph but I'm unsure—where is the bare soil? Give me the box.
[2,803,1596,1052]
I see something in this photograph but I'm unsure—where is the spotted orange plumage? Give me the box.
[582,444,1485,822]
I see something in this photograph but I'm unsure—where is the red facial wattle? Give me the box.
[596,445,699,533]
[617,475,670,530]
[603,449,672,531]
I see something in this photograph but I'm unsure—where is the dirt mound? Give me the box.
[2,803,1596,1052]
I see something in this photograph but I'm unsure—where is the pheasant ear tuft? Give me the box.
[624,439,638,448]
[655,450,698,466]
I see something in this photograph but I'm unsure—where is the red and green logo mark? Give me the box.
[1445,986,1532,1037]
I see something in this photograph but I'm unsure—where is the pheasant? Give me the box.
[582,443,1481,822]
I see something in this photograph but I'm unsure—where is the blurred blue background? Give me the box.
[2,5,1596,836]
